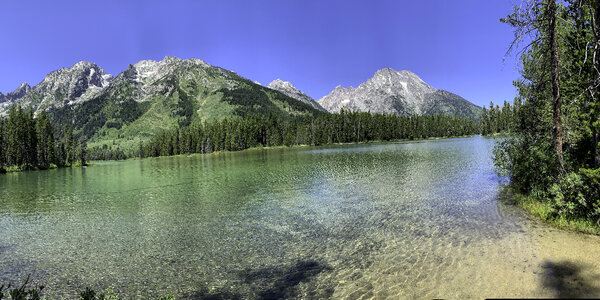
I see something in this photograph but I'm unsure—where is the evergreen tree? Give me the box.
[64,125,75,166]
[76,137,87,166]
[496,0,600,223]
[7,106,22,166]
[0,119,5,168]
[36,111,55,168]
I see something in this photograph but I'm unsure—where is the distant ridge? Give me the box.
[268,79,326,112]
[317,68,481,118]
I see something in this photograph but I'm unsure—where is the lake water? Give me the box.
[1,136,599,298]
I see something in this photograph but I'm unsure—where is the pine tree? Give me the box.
[36,111,55,168]
[0,119,5,168]
[64,125,75,166]
[77,137,87,166]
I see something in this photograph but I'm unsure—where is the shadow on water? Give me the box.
[186,260,332,300]
[541,260,600,298]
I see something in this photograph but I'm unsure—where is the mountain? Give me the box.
[0,62,113,116]
[0,82,32,110]
[0,61,480,153]
[317,68,481,118]
[0,82,31,102]
[0,57,324,152]
[267,79,326,112]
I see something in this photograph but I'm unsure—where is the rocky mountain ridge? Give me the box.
[317,68,481,118]
[0,60,481,153]
[0,61,113,115]
[0,82,31,102]
[0,57,317,117]
[0,56,323,152]
[267,79,325,112]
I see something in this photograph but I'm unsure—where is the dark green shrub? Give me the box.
[548,168,600,221]
[80,287,105,300]
[493,136,557,193]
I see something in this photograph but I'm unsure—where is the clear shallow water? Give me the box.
[1,136,599,299]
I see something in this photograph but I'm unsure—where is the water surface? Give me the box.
[1,136,599,298]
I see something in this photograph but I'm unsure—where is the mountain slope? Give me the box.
[0,57,324,152]
[0,62,113,116]
[267,79,326,112]
[317,68,481,118]
[0,82,31,103]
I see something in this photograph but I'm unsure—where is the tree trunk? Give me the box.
[548,0,564,172]
[594,0,600,167]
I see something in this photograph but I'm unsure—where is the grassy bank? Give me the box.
[505,188,600,235]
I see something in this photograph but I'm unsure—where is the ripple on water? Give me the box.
[1,137,599,298]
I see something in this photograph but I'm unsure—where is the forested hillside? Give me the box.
[0,105,477,171]
[141,110,477,158]
[0,58,325,155]
[0,106,86,172]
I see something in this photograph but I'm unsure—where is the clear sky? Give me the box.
[0,0,520,107]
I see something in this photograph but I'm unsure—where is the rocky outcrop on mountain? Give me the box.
[268,79,326,112]
[0,82,31,104]
[317,68,481,118]
[0,59,481,150]
[0,57,323,149]
[5,82,31,101]
[0,62,112,115]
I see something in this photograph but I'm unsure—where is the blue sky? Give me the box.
[0,0,519,107]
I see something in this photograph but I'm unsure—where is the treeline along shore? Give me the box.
[1,106,494,170]
[0,98,522,171]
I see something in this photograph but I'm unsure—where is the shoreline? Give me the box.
[1,134,480,173]
[501,187,600,236]
[124,134,478,161]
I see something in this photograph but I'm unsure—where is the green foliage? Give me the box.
[35,111,55,168]
[494,136,557,193]
[64,125,75,166]
[480,100,520,135]
[157,293,175,300]
[510,190,600,234]
[0,105,94,173]
[219,82,322,118]
[581,168,600,218]
[497,0,600,229]
[87,144,127,161]
[549,168,600,221]
[80,287,104,300]
[76,137,88,166]
[141,111,478,158]
[5,106,38,167]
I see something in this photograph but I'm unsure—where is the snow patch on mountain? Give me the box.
[318,68,479,118]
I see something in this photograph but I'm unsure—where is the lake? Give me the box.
[1,136,599,298]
